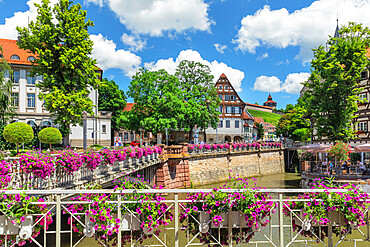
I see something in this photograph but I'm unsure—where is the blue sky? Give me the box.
[1,0,370,109]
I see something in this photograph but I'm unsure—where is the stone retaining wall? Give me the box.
[188,149,284,186]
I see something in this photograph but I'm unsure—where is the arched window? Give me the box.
[43,121,52,127]
[10,55,20,60]
[27,120,36,127]
[27,56,36,61]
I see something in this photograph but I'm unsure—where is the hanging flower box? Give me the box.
[294,210,346,230]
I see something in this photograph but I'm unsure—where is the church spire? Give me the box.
[334,16,340,39]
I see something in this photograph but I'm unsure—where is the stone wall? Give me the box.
[188,149,284,186]
[156,158,191,189]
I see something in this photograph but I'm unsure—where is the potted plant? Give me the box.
[65,176,173,246]
[180,178,274,245]
[283,178,369,241]
[0,192,53,246]
[328,141,351,171]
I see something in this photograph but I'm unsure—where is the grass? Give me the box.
[247,109,282,126]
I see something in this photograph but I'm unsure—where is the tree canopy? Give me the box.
[98,78,127,132]
[302,22,370,142]
[16,0,100,140]
[125,61,220,141]
[276,105,310,142]
[175,60,220,138]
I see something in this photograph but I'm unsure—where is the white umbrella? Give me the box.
[354,143,370,152]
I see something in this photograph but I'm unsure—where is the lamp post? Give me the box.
[83,111,87,150]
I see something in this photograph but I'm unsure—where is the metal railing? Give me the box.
[0,189,368,247]
[4,153,160,190]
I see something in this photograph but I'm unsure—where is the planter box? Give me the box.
[120,213,141,231]
[199,211,250,231]
[0,215,33,239]
[295,211,346,230]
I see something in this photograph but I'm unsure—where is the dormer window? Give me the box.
[27,56,36,61]
[10,55,20,60]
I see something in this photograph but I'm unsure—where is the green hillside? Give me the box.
[247,109,282,126]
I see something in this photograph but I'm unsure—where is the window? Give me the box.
[235,120,239,128]
[102,125,106,134]
[11,93,19,106]
[27,72,36,85]
[10,55,20,60]
[358,122,367,131]
[124,133,129,141]
[43,121,51,127]
[218,95,222,100]
[359,93,367,102]
[11,70,20,84]
[218,85,223,90]
[234,107,242,114]
[0,54,3,58]
[130,132,135,141]
[225,85,229,89]
[361,71,368,80]
[218,120,223,128]
[27,93,35,108]
[118,133,123,139]
[226,120,230,128]
[226,106,232,113]
[27,120,36,127]
[219,106,223,113]
[27,56,36,61]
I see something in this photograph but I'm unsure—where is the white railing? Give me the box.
[4,153,160,190]
[0,189,368,247]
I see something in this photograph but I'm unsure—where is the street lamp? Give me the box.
[83,111,87,150]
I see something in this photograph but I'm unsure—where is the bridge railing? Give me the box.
[0,189,368,247]
[4,152,160,190]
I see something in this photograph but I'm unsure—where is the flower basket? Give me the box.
[294,210,346,230]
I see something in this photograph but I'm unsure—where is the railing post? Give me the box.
[117,193,122,246]
[328,194,333,247]
[175,193,179,247]
[56,194,61,247]
[279,193,284,247]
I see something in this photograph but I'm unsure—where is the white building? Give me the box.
[0,38,111,147]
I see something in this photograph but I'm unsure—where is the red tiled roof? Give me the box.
[0,38,35,65]
[242,111,254,120]
[254,117,265,124]
[244,123,249,127]
[264,100,277,104]
[220,73,226,77]
[0,38,102,71]
[245,103,272,110]
[123,103,135,111]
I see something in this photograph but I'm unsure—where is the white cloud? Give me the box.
[86,0,213,36]
[90,34,142,77]
[253,72,310,94]
[281,73,310,94]
[121,33,147,52]
[234,0,370,62]
[257,52,268,61]
[214,43,227,54]
[0,0,58,40]
[253,76,282,93]
[144,49,245,92]
[84,0,104,7]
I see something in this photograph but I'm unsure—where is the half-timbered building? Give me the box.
[205,73,245,143]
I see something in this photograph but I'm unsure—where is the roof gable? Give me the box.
[215,73,245,104]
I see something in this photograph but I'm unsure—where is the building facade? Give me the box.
[205,74,245,143]
[0,38,111,147]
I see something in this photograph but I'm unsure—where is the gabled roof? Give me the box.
[254,117,265,124]
[242,110,254,120]
[215,73,245,105]
[123,103,135,112]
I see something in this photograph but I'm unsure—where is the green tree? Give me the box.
[98,78,127,143]
[16,0,100,145]
[0,47,14,124]
[175,60,220,141]
[302,22,370,142]
[38,127,62,149]
[256,122,264,140]
[276,105,311,142]
[3,122,34,153]
[126,68,185,135]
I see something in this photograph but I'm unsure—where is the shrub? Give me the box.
[38,127,62,148]
[3,122,34,152]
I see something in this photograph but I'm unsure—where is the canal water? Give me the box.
[29,172,368,246]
